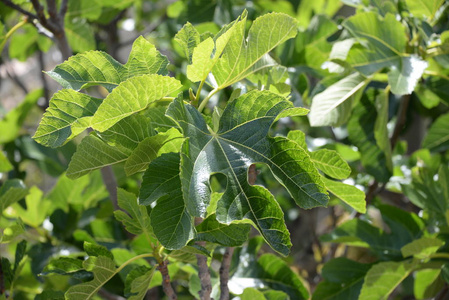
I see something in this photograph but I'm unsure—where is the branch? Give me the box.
[59,0,69,16]
[45,0,57,19]
[0,0,38,20]
[219,247,234,300]
[196,241,212,300]
[157,260,177,300]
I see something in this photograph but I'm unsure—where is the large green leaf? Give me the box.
[46,36,169,92]
[343,12,427,95]
[33,90,102,148]
[65,256,117,300]
[322,178,366,213]
[211,12,297,89]
[359,261,416,300]
[311,149,351,179]
[91,74,182,132]
[140,153,194,250]
[313,258,371,300]
[66,134,128,179]
[195,214,250,246]
[114,188,152,237]
[167,91,328,255]
[309,73,368,127]
[347,89,392,182]
[229,253,309,299]
[422,113,449,152]
[0,179,28,213]
[124,128,184,175]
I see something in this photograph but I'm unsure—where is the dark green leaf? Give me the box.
[0,179,28,213]
[422,113,449,152]
[195,214,250,246]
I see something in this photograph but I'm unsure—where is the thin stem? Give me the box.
[194,80,206,107]
[219,247,234,300]
[0,18,28,53]
[429,253,449,260]
[424,70,449,81]
[198,88,219,112]
[116,253,154,273]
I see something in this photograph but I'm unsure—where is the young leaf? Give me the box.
[66,134,128,179]
[405,0,444,20]
[124,128,184,175]
[212,12,298,89]
[311,149,351,179]
[167,91,328,255]
[174,22,201,63]
[401,237,444,259]
[10,186,51,227]
[47,36,169,91]
[114,188,152,237]
[422,113,449,152]
[414,269,444,300]
[125,266,155,300]
[359,261,416,300]
[309,73,368,127]
[0,179,28,213]
[0,151,13,172]
[65,256,117,300]
[91,74,182,132]
[195,214,251,246]
[140,153,195,250]
[33,90,102,148]
[322,178,366,213]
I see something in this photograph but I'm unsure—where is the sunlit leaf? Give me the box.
[322,178,366,213]
[401,237,444,259]
[311,149,351,179]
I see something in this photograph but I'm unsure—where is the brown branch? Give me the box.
[157,260,177,300]
[46,0,57,19]
[97,288,126,300]
[196,241,212,300]
[59,0,69,16]
[219,247,234,300]
[38,51,50,108]
[0,0,38,20]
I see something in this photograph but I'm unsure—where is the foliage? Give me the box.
[1,0,449,299]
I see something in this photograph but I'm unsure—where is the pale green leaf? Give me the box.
[140,153,195,250]
[0,152,13,172]
[311,149,351,179]
[401,237,444,259]
[33,89,102,148]
[287,130,307,150]
[212,12,298,89]
[174,22,201,63]
[124,128,184,175]
[65,18,95,53]
[65,256,116,300]
[405,0,445,20]
[387,55,428,95]
[309,73,368,127]
[322,178,366,213]
[91,74,182,132]
[195,214,250,246]
[359,261,416,300]
[0,89,42,144]
[414,269,444,300]
[47,36,169,91]
[66,134,128,179]
[114,188,152,237]
[10,186,50,227]
[422,113,449,152]
[187,12,246,83]
[167,90,328,255]
[0,179,28,213]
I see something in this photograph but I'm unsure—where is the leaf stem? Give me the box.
[429,253,449,260]
[115,253,153,273]
[0,18,28,54]
[194,80,206,108]
[198,88,219,112]
[424,70,449,81]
